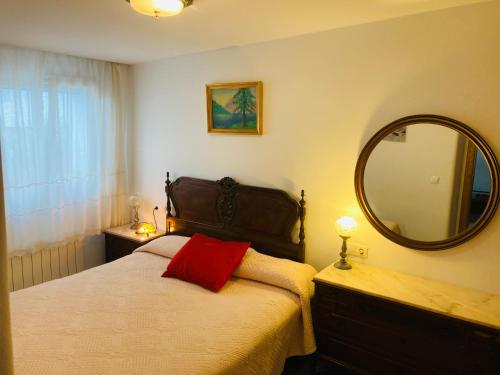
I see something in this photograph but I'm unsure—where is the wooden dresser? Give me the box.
[313,262,500,374]
[104,224,165,262]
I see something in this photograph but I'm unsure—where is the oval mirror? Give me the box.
[355,115,500,250]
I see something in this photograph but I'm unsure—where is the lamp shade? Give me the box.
[128,194,140,208]
[136,222,156,236]
[335,216,358,237]
[129,0,184,17]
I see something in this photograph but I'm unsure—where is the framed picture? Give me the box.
[384,126,407,142]
[206,81,263,135]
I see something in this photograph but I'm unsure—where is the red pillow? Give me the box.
[162,233,250,292]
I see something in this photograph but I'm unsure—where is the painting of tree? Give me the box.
[207,82,262,135]
[232,88,256,128]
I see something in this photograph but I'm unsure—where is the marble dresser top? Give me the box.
[314,262,500,330]
[103,224,166,244]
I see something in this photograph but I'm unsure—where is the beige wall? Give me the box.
[131,1,500,293]
[364,124,461,241]
[0,151,14,374]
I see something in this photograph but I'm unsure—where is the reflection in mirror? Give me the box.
[364,123,491,242]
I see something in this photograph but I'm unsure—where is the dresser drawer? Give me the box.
[314,283,478,374]
[464,328,500,373]
[316,283,467,342]
[317,335,420,375]
[316,315,465,373]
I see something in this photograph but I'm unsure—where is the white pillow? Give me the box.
[133,235,190,259]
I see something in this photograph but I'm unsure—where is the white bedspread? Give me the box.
[11,243,316,375]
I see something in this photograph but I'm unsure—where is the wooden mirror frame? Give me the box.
[355,114,500,250]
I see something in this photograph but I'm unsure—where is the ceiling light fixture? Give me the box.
[126,0,193,19]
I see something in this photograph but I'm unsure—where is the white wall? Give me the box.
[132,1,500,294]
[364,124,461,241]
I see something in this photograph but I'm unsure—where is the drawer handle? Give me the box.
[473,330,494,340]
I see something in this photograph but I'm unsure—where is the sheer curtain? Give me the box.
[0,46,129,255]
[0,149,13,374]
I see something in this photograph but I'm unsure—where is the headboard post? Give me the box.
[299,189,305,246]
[165,172,172,233]
[166,172,172,218]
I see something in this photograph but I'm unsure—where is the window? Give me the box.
[0,46,129,255]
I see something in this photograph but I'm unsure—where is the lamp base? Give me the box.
[334,259,352,270]
[334,235,352,270]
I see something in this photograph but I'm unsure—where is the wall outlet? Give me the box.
[347,243,369,259]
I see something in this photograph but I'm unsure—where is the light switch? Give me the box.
[430,176,440,184]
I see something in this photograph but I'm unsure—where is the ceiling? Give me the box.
[0,0,488,64]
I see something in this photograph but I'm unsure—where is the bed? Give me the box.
[10,174,316,375]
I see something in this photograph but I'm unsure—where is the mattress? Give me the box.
[10,241,316,375]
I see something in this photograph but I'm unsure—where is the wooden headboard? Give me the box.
[165,173,305,262]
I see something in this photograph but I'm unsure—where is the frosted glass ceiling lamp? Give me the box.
[126,0,193,18]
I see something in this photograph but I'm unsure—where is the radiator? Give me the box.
[8,240,84,292]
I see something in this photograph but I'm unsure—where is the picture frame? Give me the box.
[206,81,263,135]
[384,126,407,142]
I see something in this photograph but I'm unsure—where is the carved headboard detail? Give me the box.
[165,172,305,262]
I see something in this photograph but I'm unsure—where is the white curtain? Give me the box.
[0,148,14,374]
[0,46,129,255]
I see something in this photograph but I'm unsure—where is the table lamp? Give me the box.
[334,216,358,270]
[128,193,140,229]
[135,206,159,237]
[135,222,156,236]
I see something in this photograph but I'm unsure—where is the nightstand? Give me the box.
[103,224,165,262]
[312,262,500,374]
